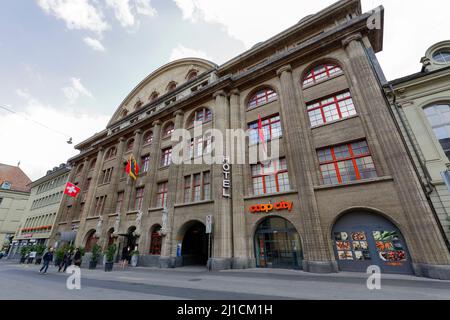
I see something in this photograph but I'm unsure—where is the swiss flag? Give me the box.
[64,182,81,198]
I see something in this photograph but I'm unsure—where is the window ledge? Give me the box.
[97,182,111,187]
[108,213,119,217]
[86,216,100,221]
[243,190,298,201]
[174,200,214,208]
[311,114,359,131]
[126,210,139,215]
[246,99,278,112]
[313,176,394,191]
[148,207,164,212]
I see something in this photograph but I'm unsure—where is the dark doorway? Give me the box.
[120,226,138,262]
[254,217,303,270]
[181,222,208,266]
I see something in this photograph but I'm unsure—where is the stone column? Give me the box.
[229,89,249,268]
[342,34,450,278]
[122,129,143,215]
[102,137,126,217]
[277,65,337,273]
[160,110,184,268]
[209,90,233,270]
[74,148,104,246]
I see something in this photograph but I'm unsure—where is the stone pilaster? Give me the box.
[229,89,250,268]
[160,111,184,268]
[74,148,104,246]
[103,137,126,217]
[142,120,162,210]
[277,65,337,273]
[122,129,143,214]
[209,90,233,270]
[342,34,450,277]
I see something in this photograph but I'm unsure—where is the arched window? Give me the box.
[149,91,159,102]
[121,109,128,118]
[433,50,450,63]
[248,88,277,109]
[89,159,96,170]
[186,70,198,81]
[143,130,153,145]
[162,122,174,138]
[105,147,117,160]
[187,108,212,127]
[302,63,343,87]
[134,100,143,110]
[126,139,134,152]
[166,81,177,92]
[424,103,450,160]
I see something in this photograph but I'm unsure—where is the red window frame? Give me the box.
[307,91,355,127]
[251,158,289,195]
[318,141,377,184]
[302,64,343,87]
[248,88,277,109]
[149,227,162,255]
[143,131,153,145]
[134,187,144,211]
[115,192,124,213]
[161,147,172,167]
[141,155,150,173]
[248,114,282,144]
[193,173,201,202]
[188,108,212,127]
[163,122,174,138]
[156,182,168,208]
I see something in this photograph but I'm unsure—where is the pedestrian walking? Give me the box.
[39,248,54,274]
[73,248,82,267]
[58,250,73,272]
[119,246,130,269]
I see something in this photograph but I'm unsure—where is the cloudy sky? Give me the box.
[1,0,449,180]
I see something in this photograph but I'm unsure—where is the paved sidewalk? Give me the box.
[1,260,450,300]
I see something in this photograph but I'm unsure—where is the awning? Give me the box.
[58,231,77,242]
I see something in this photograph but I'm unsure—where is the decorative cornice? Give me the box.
[276,65,292,77]
[342,32,363,48]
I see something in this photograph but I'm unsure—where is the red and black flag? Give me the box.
[126,155,139,180]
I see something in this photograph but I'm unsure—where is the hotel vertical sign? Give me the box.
[222,157,231,198]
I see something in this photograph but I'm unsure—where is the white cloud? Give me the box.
[106,0,157,27]
[169,44,212,62]
[0,94,108,181]
[62,78,93,104]
[83,37,106,51]
[37,0,109,34]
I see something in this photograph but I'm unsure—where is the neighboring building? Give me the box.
[385,40,450,245]
[51,0,450,279]
[0,164,31,252]
[8,164,70,258]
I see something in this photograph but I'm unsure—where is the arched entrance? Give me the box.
[332,211,413,274]
[181,221,207,266]
[120,226,139,262]
[84,230,97,252]
[254,217,303,269]
[149,224,162,255]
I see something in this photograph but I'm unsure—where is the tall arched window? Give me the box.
[162,122,174,138]
[187,108,212,127]
[424,103,450,160]
[143,130,153,145]
[105,147,117,160]
[302,63,343,87]
[89,159,96,170]
[248,88,278,109]
[126,139,134,152]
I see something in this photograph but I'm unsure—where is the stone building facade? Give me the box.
[385,41,450,245]
[0,164,31,252]
[51,0,450,279]
[8,164,70,258]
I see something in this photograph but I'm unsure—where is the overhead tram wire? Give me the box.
[0,104,73,144]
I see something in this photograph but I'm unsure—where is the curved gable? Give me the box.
[108,58,217,127]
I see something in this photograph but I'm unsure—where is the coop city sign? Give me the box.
[249,201,293,214]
